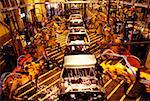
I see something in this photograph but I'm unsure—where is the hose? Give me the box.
[101,49,137,76]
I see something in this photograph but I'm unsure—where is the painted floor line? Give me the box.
[107,80,124,100]
[119,82,135,101]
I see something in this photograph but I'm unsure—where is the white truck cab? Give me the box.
[59,54,103,100]
[66,28,90,46]
[69,14,82,20]
[68,14,84,28]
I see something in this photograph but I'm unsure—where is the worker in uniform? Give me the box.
[110,34,121,53]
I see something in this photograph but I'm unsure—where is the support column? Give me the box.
[83,0,87,28]
[107,0,111,26]
[64,3,67,18]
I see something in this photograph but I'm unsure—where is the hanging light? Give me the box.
[52,3,59,9]
[46,3,51,9]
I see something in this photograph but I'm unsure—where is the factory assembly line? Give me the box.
[0,0,150,101]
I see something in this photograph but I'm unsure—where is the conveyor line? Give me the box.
[13,27,147,101]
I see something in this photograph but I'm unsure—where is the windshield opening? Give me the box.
[67,34,88,43]
[62,68,95,78]
[65,45,90,55]
[70,22,84,27]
